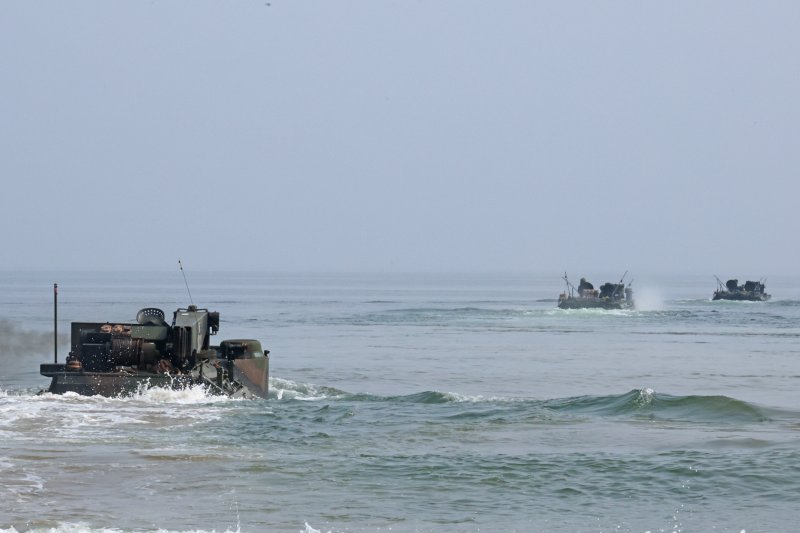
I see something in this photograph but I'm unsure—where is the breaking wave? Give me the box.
[269,376,347,401]
[4,378,779,426]
[543,388,772,422]
[322,387,778,424]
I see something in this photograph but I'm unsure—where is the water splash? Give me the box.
[633,286,665,311]
[634,387,655,407]
[303,523,332,533]
[269,377,346,401]
[129,383,233,404]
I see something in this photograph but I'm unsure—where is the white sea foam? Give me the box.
[269,377,342,401]
[128,383,234,404]
[436,391,520,403]
[31,384,232,406]
[303,523,332,533]
[438,391,475,402]
[0,386,233,444]
[552,307,636,317]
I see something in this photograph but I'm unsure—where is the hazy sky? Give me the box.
[1,1,797,275]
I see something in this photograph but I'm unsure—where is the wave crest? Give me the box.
[269,377,346,401]
[546,388,770,423]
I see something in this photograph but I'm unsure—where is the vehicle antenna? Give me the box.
[53,283,58,364]
[178,259,194,306]
[612,270,628,298]
[714,275,725,290]
[562,272,577,296]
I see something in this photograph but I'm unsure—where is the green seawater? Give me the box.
[1,271,799,532]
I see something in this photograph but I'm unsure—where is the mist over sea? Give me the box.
[1,271,799,533]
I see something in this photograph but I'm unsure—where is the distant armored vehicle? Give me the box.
[41,302,269,398]
[712,276,771,302]
[558,272,634,310]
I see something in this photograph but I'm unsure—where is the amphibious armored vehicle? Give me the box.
[40,302,269,398]
[557,272,634,310]
[712,276,771,302]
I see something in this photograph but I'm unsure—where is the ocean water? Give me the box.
[1,271,799,533]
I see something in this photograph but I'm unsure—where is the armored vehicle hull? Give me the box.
[41,304,270,399]
[40,356,269,399]
[557,273,634,310]
[712,278,771,302]
[712,291,771,302]
[557,296,633,310]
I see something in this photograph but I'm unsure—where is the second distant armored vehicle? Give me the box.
[40,302,270,398]
[712,276,771,302]
[557,272,634,310]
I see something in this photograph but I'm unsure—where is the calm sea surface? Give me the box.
[1,271,799,533]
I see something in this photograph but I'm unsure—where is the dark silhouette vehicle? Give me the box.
[558,272,634,310]
[712,276,771,302]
